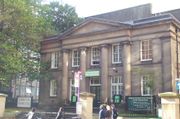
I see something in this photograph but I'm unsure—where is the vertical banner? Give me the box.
[74,71,82,101]
[74,72,80,88]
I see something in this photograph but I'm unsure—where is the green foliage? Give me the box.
[39,1,83,33]
[0,0,81,86]
[0,0,52,84]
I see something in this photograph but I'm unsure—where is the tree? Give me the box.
[39,1,82,33]
[0,0,82,86]
[0,0,53,85]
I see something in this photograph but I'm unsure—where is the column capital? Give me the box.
[120,41,132,46]
[80,47,87,51]
[100,44,109,48]
[62,48,70,53]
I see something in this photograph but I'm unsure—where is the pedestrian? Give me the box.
[99,104,106,119]
[55,107,65,119]
[26,108,35,119]
[111,104,118,119]
[105,104,112,119]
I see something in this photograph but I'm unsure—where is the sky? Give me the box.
[43,0,180,17]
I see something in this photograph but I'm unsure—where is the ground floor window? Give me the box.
[49,80,57,97]
[111,76,123,99]
[141,75,152,96]
[70,79,76,97]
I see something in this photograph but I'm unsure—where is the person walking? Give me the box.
[111,104,118,119]
[105,104,112,119]
[26,108,35,119]
[99,105,106,119]
[55,107,65,119]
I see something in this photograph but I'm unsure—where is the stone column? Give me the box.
[62,50,69,101]
[159,92,180,119]
[101,44,109,102]
[79,92,95,119]
[80,47,87,92]
[122,41,131,96]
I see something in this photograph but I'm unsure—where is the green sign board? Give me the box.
[113,95,122,104]
[126,96,155,112]
[71,95,77,103]
[85,70,100,77]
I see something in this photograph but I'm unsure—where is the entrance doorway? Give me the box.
[90,77,101,107]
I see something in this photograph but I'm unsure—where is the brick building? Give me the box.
[39,4,180,108]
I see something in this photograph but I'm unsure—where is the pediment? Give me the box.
[72,22,118,35]
[59,18,130,38]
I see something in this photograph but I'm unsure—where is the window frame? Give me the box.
[140,40,153,61]
[111,76,123,99]
[69,79,76,100]
[91,47,100,66]
[112,44,122,64]
[51,52,59,69]
[90,77,101,86]
[49,80,57,97]
[72,49,80,67]
[141,75,151,96]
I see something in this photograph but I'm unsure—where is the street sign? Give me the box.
[176,81,180,90]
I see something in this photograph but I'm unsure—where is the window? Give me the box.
[72,50,80,67]
[70,79,76,98]
[90,77,101,86]
[140,40,152,61]
[111,76,123,99]
[50,80,57,97]
[112,44,122,63]
[51,52,59,69]
[91,47,100,65]
[141,75,152,96]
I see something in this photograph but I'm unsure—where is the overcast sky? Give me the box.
[43,0,180,17]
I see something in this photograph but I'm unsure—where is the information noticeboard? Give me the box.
[17,96,32,108]
[126,96,155,112]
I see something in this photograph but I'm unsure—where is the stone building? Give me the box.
[39,4,180,107]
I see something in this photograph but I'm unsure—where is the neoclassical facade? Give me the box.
[39,4,180,107]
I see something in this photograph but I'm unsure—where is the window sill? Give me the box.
[141,60,153,64]
[72,65,80,68]
[141,59,152,62]
[49,96,57,98]
[51,67,58,69]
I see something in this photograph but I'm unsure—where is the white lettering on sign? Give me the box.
[17,96,31,108]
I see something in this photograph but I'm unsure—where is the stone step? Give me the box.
[63,105,99,113]
[15,112,78,119]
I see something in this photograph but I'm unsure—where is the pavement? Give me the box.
[3,107,160,119]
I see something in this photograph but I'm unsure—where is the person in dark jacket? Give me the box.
[111,104,118,119]
[99,105,106,119]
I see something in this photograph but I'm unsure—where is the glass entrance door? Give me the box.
[90,77,101,107]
